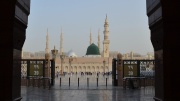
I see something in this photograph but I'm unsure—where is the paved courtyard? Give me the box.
[21,74,155,101]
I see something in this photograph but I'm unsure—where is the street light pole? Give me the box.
[69,56,73,74]
[103,60,106,74]
[60,52,65,76]
[51,46,58,85]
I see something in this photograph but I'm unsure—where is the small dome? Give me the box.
[86,43,100,55]
[67,50,77,57]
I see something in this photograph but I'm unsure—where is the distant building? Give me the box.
[34,51,45,59]
[122,51,154,60]
[109,51,119,58]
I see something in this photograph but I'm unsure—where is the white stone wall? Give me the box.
[55,57,112,73]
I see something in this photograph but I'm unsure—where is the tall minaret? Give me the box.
[103,14,110,57]
[60,28,64,55]
[98,29,101,53]
[45,29,49,53]
[45,28,50,77]
[90,28,92,45]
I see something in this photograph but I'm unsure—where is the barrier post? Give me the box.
[32,78,35,87]
[106,78,107,86]
[43,78,45,89]
[60,78,61,86]
[27,79,29,87]
[38,78,40,88]
[69,77,70,87]
[87,78,89,87]
[49,79,51,90]
[97,78,98,87]
[78,78,79,87]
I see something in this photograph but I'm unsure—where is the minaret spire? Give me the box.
[45,28,49,53]
[90,28,92,45]
[60,27,64,55]
[105,14,108,22]
[103,14,110,57]
[98,29,101,53]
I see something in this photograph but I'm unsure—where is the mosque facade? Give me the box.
[52,15,113,74]
[55,56,112,74]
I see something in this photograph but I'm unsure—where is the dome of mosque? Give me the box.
[86,43,100,55]
[67,50,77,57]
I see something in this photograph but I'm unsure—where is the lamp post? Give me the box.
[51,46,58,85]
[69,56,73,74]
[51,46,58,60]
[103,60,106,74]
[60,52,65,75]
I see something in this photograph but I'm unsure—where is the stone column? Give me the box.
[45,53,50,77]
[147,0,180,100]
[51,47,58,85]
[0,0,30,100]
[117,53,123,86]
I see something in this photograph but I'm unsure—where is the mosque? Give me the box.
[22,15,153,75]
[45,15,113,74]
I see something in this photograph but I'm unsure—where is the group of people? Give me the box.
[55,71,112,77]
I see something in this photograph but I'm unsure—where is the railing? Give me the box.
[123,77,154,89]
[58,73,112,88]
[59,77,109,87]
[21,77,51,89]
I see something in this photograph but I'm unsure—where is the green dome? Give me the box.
[86,43,100,55]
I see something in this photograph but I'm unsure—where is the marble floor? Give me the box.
[21,74,155,101]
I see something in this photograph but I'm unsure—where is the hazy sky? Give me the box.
[23,0,154,56]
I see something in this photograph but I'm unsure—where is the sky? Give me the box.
[23,0,154,56]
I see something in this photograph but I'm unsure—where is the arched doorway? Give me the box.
[79,66,82,73]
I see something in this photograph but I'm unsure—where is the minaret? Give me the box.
[45,29,49,54]
[103,14,110,57]
[45,28,50,77]
[98,29,101,53]
[60,28,64,55]
[90,28,92,45]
